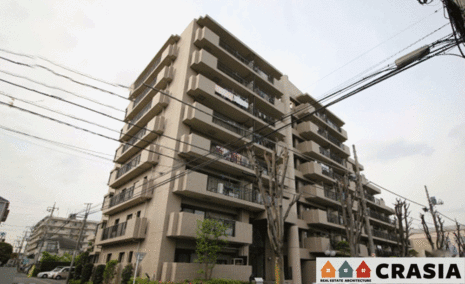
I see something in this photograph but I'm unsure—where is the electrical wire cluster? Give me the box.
[0,20,464,240]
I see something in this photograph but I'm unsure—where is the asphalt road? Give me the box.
[0,268,62,284]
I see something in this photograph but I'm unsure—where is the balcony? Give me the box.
[173,170,263,212]
[115,116,165,164]
[303,237,331,253]
[190,49,285,116]
[166,211,252,244]
[120,91,169,142]
[372,229,398,243]
[161,262,252,283]
[186,74,282,138]
[296,121,350,156]
[297,141,347,168]
[298,161,335,183]
[102,180,154,216]
[130,39,178,99]
[96,217,147,246]
[294,104,348,141]
[108,144,160,188]
[367,210,396,227]
[302,209,344,229]
[126,65,174,121]
[193,25,280,90]
[301,185,340,207]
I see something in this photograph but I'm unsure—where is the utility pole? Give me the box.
[16,230,28,271]
[34,202,58,263]
[353,145,375,256]
[424,186,445,250]
[66,203,92,284]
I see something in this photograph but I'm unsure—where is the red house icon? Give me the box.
[356,261,371,278]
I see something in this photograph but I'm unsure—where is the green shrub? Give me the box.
[92,264,106,284]
[121,264,133,284]
[103,260,118,284]
[31,265,40,277]
[74,264,83,280]
[82,263,94,283]
[69,280,81,284]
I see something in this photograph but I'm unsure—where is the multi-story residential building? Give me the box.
[0,196,9,224]
[410,226,465,257]
[92,15,398,283]
[25,215,98,259]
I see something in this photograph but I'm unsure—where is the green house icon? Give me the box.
[338,261,353,278]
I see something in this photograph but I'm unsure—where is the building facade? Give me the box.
[410,226,465,257]
[92,15,398,283]
[25,215,98,259]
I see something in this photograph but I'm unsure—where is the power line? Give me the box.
[0,127,113,162]
[0,101,176,161]
[0,47,130,89]
[304,9,443,91]
[0,124,113,157]
[0,54,128,100]
[0,69,125,113]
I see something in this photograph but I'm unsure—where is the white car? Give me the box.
[37,266,64,278]
[50,266,74,280]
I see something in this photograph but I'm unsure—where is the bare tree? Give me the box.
[336,176,364,256]
[394,199,412,256]
[420,213,435,250]
[453,220,464,257]
[247,146,300,284]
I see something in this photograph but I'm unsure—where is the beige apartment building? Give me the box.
[92,15,398,283]
[25,215,98,259]
[410,226,465,257]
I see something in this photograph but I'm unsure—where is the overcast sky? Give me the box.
[0,0,464,246]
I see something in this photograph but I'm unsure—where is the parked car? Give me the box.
[50,266,74,280]
[37,266,64,278]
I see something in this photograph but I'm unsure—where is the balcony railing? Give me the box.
[122,128,147,153]
[218,62,249,86]
[133,78,157,108]
[324,189,339,202]
[368,210,395,224]
[210,144,252,169]
[217,62,275,105]
[214,84,276,126]
[320,164,333,179]
[253,134,275,150]
[129,101,152,125]
[319,147,345,166]
[315,112,342,133]
[109,186,135,208]
[212,112,249,136]
[366,194,382,205]
[116,154,141,178]
[101,222,127,241]
[219,39,273,84]
[208,217,236,237]
[134,57,161,91]
[372,229,397,241]
[327,214,344,225]
[219,39,250,65]
[207,176,262,204]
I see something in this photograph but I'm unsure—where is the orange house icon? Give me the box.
[321,261,336,278]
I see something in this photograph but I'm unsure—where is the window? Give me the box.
[106,253,112,263]
[115,219,119,225]
[127,214,133,221]
[118,252,125,263]
[136,211,141,217]
[128,251,133,263]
